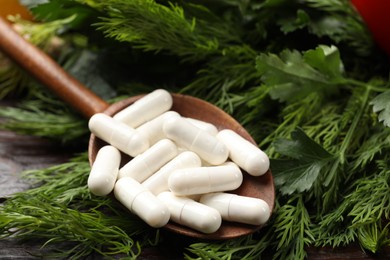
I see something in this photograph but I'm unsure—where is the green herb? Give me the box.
[0,155,157,258]
[315,160,390,252]
[370,90,390,127]
[0,0,389,259]
[272,128,334,195]
[0,85,87,143]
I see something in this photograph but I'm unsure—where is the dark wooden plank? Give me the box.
[0,128,72,199]
[306,246,390,260]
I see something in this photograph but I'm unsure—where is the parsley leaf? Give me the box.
[256,45,345,103]
[278,9,310,34]
[370,90,390,127]
[271,128,334,195]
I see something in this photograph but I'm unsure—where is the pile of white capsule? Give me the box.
[88,89,271,234]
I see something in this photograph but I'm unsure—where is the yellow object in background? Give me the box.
[0,0,33,20]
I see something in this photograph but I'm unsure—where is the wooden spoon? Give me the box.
[0,16,274,239]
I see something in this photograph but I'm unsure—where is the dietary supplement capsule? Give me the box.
[163,117,228,165]
[119,139,178,182]
[89,113,149,157]
[158,191,222,233]
[113,89,173,128]
[185,117,219,136]
[200,192,271,225]
[136,111,180,145]
[114,177,170,228]
[142,151,202,195]
[168,162,243,196]
[217,129,269,176]
[88,145,121,196]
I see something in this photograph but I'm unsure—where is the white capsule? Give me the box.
[113,89,173,127]
[88,145,120,196]
[89,113,149,157]
[114,177,170,228]
[136,111,180,145]
[168,162,243,196]
[142,151,202,195]
[119,139,178,182]
[185,117,219,136]
[158,191,221,233]
[163,117,228,165]
[200,192,271,226]
[217,129,269,176]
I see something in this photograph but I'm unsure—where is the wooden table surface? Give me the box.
[1,100,390,259]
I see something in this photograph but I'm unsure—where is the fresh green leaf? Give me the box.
[273,127,332,160]
[271,128,333,194]
[370,90,390,127]
[304,45,344,79]
[256,46,344,103]
[278,9,310,34]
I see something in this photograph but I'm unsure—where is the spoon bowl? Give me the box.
[89,94,274,239]
[0,16,274,239]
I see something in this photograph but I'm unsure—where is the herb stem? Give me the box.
[339,86,371,164]
[346,79,388,92]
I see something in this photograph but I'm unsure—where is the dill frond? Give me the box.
[186,230,274,260]
[182,45,260,109]
[0,155,157,258]
[357,222,390,254]
[315,160,390,252]
[0,86,88,143]
[0,54,30,98]
[0,197,149,258]
[273,194,314,260]
[320,85,373,210]
[95,0,239,62]
[261,93,324,156]
[350,127,390,171]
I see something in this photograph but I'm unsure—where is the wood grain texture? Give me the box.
[0,124,72,199]
[0,17,109,118]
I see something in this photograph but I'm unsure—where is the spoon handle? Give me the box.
[0,17,109,118]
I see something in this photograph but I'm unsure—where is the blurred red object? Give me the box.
[351,0,390,56]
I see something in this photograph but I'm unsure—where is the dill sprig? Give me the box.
[0,197,152,258]
[0,85,88,143]
[95,0,240,62]
[315,159,390,252]
[273,195,314,260]
[0,53,30,99]
[185,232,273,260]
[0,154,157,259]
